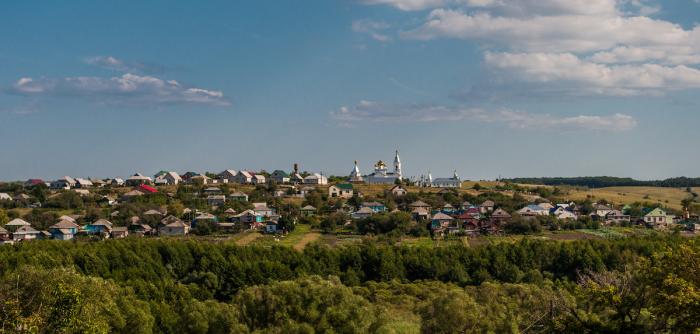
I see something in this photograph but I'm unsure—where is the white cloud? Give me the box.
[10,73,229,106]
[484,52,700,96]
[331,100,636,131]
[403,9,697,54]
[368,0,700,97]
[352,19,392,42]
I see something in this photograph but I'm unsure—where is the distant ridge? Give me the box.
[503,176,700,188]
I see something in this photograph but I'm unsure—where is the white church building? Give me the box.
[349,150,403,185]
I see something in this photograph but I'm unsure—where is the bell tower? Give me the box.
[394,150,402,179]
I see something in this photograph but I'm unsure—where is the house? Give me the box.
[304,173,328,185]
[233,171,254,184]
[234,210,265,226]
[329,184,354,199]
[411,207,430,221]
[593,204,614,217]
[12,225,41,241]
[290,173,305,184]
[253,202,274,217]
[431,212,455,231]
[48,220,80,240]
[605,210,631,224]
[224,208,237,216]
[24,179,45,187]
[110,178,125,186]
[441,203,456,214]
[389,185,407,197]
[252,174,266,185]
[85,219,113,235]
[538,202,554,211]
[5,218,31,232]
[517,205,549,217]
[90,178,107,188]
[490,208,512,224]
[361,201,387,213]
[0,226,8,239]
[300,205,317,217]
[110,227,128,239]
[352,207,375,220]
[194,213,218,225]
[271,170,290,184]
[460,201,472,211]
[0,193,13,201]
[456,209,481,228]
[554,210,577,220]
[229,191,249,202]
[51,176,77,189]
[158,220,190,236]
[409,200,431,211]
[74,178,93,188]
[430,171,461,188]
[189,175,215,185]
[128,223,152,236]
[207,195,226,207]
[154,171,182,185]
[265,221,279,233]
[644,208,673,227]
[203,187,222,195]
[479,200,495,214]
[217,170,238,184]
[126,173,153,186]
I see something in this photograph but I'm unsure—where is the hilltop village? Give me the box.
[0,151,698,244]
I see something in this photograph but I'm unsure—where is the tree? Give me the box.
[0,209,8,226]
[420,290,480,334]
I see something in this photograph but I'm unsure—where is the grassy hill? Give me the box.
[558,186,692,211]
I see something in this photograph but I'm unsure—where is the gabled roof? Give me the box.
[253,202,270,210]
[301,205,316,210]
[432,212,454,220]
[50,220,80,229]
[334,183,353,190]
[645,207,667,217]
[409,200,430,207]
[362,201,384,207]
[492,208,511,218]
[91,219,113,227]
[128,173,152,181]
[480,200,495,207]
[7,218,31,226]
[144,209,163,216]
[230,191,248,197]
[238,171,253,178]
[272,170,289,177]
[355,207,375,214]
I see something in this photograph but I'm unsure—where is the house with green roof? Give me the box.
[328,183,354,199]
[644,208,673,227]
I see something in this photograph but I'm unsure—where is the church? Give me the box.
[348,150,403,185]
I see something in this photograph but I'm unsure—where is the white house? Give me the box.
[0,193,12,201]
[517,205,549,216]
[329,184,354,199]
[389,185,407,197]
[155,171,182,185]
[304,173,328,185]
[233,171,254,184]
[51,176,77,189]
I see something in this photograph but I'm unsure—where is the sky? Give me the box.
[1,0,699,181]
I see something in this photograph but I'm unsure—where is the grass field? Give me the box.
[559,186,691,210]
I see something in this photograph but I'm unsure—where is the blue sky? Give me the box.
[1,0,699,181]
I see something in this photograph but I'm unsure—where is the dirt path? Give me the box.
[235,232,262,246]
[293,232,321,251]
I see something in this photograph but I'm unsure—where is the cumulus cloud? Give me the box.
[352,19,392,42]
[483,52,700,96]
[363,0,700,97]
[9,73,229,106]
[331,100,636,131]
